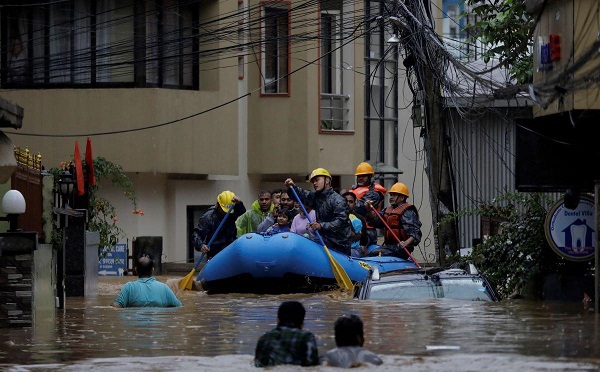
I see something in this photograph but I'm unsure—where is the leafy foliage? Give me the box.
[87,157,140,253]
[51,157,140,256]
[448,193,593,299]
[461,0,534,84]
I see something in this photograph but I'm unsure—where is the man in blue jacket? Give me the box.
[193,190,246,259]
[285,168,352,255]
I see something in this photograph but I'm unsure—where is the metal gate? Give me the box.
[10,147,42,239]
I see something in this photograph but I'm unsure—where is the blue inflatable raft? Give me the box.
[197,232,419,294]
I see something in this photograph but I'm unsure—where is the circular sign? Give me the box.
[545,195,595,261]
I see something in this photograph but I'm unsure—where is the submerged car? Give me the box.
[355,265,500,302]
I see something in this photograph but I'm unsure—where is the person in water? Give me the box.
[255,301,319,367]
[113,255,182,308]
[321,315,383,367]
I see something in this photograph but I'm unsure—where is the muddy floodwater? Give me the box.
[1,276,599,371]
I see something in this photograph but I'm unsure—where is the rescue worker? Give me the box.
[193,190,246,259]
[366,182,421,260]
[349,162,387,246]
[285,168,352,255]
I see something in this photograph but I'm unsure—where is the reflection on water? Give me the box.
[1,276,599,370]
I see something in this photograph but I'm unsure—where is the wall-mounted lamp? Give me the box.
[57,170,75,209]
[2,190,26,232]
[387,34,400,44]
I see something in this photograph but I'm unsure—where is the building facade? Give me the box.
[1,0,439,264]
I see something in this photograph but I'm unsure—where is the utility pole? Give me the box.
[421,68,459,265]
[419,0,459,265]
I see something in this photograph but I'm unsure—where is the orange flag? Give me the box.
[86,137,96,186]
[74,141,84,196]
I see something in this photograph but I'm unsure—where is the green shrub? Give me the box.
[51,157,139,258]
[448,193,593,299]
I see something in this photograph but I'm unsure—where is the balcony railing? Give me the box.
[320,93,350,131]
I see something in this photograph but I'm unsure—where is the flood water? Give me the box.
[1,276,600,371]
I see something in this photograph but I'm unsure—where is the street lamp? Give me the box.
[2,190,26,232]
[57,170,75,209]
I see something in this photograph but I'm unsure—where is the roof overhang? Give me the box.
[367,160,403,175]
[0,96,23,129]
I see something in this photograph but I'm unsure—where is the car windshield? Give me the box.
[439,278,492,301]
[367,276,494,301]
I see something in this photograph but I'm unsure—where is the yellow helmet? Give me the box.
[217,190,235,212]
[389,182,409,197]
[309,168,331,181]
[355,162,374,176]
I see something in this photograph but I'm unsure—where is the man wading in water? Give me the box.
[113,255,182,308]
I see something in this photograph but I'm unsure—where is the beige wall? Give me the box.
[0,0,434,265]
[247,0,365,177]
[102,173,263,264]
[2,87,240,175]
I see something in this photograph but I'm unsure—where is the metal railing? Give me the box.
[320,93,350,131]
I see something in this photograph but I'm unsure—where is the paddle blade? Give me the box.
[323,246,353,291]
[179,269,197,290]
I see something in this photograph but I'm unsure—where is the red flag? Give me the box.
[74,141,84,196]
[86,137,96,186]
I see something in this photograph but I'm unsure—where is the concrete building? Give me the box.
[1,1,435,265]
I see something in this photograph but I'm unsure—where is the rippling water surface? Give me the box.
[1,276,599,371]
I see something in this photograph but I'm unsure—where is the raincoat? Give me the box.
[236,200,274,237]
[291,186,352,255]
[192,202,246,259]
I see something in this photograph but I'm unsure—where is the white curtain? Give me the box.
[181,5,193,87]
[49,3,71,83]
[7,9,29,83]
[32,8,45,83]
[74,0,91,83]
[162,0,179,85]
[7,11,29,83]
[145,0,159,84]
[96,0,115,82]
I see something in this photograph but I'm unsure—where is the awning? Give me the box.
[0,96,23,129]
[367,160,403,175]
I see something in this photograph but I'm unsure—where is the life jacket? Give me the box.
[350,183,387,200]
[351,183,387,229]
[383,203,417,244]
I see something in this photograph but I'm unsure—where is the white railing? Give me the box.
[320,93,350,131]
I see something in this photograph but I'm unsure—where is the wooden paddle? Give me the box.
[179,203,235,290]
[367,202,421,268]
[289,187,354,291]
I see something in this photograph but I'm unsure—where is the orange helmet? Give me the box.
[389,182,409,197]
[355,162,374,176]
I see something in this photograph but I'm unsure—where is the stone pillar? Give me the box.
[33,243,56,323]
[64,214,86,297]
[85,231,99,297]
[0,232,36,327]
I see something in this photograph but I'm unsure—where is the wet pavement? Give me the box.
[1,275,599,371]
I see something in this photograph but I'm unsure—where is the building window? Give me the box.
[320,11,341,95]
[1,0,198,89]
[261,3,289,95]
[364,0,398,166]
[320,8,351,131]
